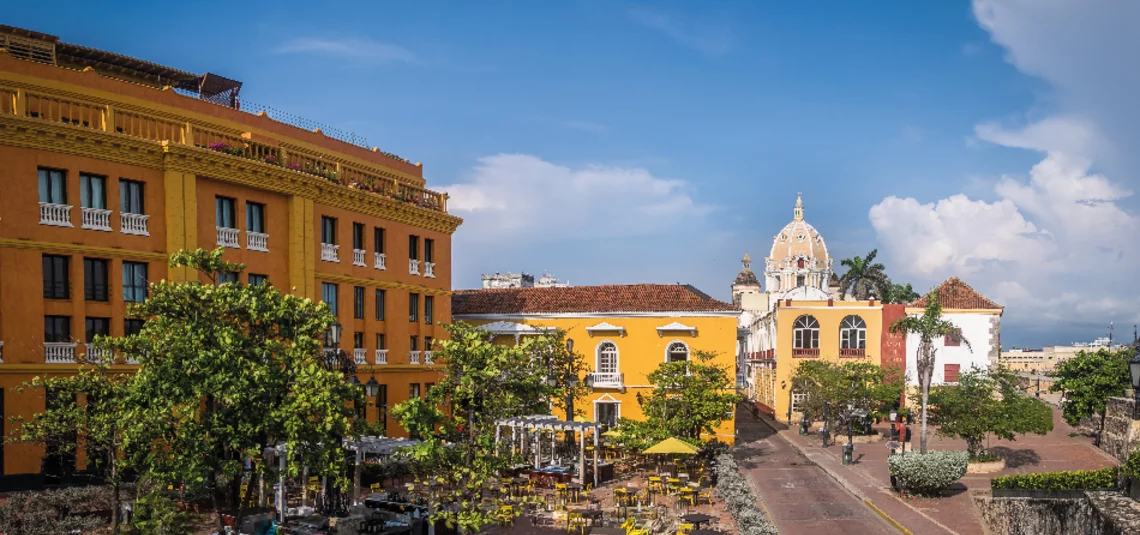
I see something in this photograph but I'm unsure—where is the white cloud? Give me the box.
[441,154,713,243]
[868,1,1140,342]
[275,37,417,64]
[628,8,733,57]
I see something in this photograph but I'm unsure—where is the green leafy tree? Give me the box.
[791,361,903,428]
[839,249,888,300]
[1050,348,1132,445]
[0,487,113,535]
[116,248,361,533]
[391,322,555,531]
[9,365,135,533]
[890,290,968,453]
[878,281,920,304]
[926,367,1053,457]
[639,350,742,441]
[525,329,589,422]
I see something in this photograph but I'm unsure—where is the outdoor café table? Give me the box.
[567,483,584,501]
[681,513,715,529]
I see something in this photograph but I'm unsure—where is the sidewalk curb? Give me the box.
[864,498,914,535]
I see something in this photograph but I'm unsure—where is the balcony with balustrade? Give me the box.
[353,249,366,267]
[839,347,866,358]
[45,342,77,363]
[409,350,421,365]
[216,226,239,248]
[247,231,269,252]
[81,207,112,231]
[353,348,367,365]
[424,351,434,365]
[39,202,72,227]
[409,259,420,276]
[424,262,435,278]
[321,243,340,263]
[84,345,112,364]
[120,212,150,235]
[374,252,387,270]
[586,372,624,389]
[792,348,820,358]
[375,349,388,365]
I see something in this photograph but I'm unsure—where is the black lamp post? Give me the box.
[366,377,380,398]
[325,320,343,348]
[1129,353,1140,419]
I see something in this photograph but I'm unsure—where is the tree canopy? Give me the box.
[392,322,575,531]
[116,248,361,532]
[926,366,1053,457]
[1050,348,1132,443]
[838,249,888,300]
[790,360,903,424]
[878,281,920,304]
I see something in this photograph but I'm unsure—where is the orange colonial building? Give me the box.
[0,26,460,487]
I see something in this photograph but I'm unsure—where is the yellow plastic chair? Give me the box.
[679,487,697,507]
[678,523,695,535]
[567,512,588,534]
[698,488,714,505]
[369,483,381,493]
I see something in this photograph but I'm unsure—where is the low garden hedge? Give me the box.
[887,451,968,494]
[715,453,779,535]
[991,467,1120,491]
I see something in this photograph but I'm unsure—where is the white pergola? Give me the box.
[494,415,601,487]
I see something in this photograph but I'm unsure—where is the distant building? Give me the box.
[1000,337,1124,374]
[482,272,569,289]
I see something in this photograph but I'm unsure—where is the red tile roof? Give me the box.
[910,277,1003,310]
[452,284,738,315]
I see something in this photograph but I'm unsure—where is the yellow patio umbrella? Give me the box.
[602,429,623,438]
[642,437,699,455]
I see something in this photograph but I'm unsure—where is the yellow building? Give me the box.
[453,284,740,444]
[747,299,888,424]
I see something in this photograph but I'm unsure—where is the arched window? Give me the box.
[596,341,619,376]
[840,315,866,349]
[666,341,689,363]
[793,315,819,349]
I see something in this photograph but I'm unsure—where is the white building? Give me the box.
[904,278,1003,386]
[481,272,570,289]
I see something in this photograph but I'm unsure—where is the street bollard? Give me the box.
[842,443,854,465]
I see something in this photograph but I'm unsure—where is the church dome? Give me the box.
[768,194,829,264]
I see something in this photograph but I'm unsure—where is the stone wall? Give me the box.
[1100,397,1140,462]
[974,494,1137,535]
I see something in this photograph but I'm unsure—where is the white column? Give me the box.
[578,430,586,485]
[352,448,363,505]
[593,428,600,487]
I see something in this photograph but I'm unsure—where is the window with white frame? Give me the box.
[839,315,867,349]
[666,340,689,362]
[793,315,820,349]
[597,341,618,375]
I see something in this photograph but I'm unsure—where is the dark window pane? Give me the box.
[119,180,145,214]
[215,197,236,228]
[409,293,419,322]
[353,223,364,250]
[425,296,433,324]
[375,290,386,321]
[44,316,71,343]
[322,283,338,315]
[83,258,109,301]
[38,168,66,204]
[374,228,385,253]
[80,174,106,209]
[42,255,70,299]
[122,262,148,302]
[321,217,337,244]
[124,319,145,336]
[248,274,268,286]
[354,286,365,319]
[425,239,434,263]
[408,235,419,260]
[246,202,265,233]
[218,272,238,284]
[85,317,110,342]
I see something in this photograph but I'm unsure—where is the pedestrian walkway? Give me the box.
[772,407,1118,535]
[734,405,898,535]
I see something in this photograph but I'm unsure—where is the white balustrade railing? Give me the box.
[0,341,5,363]
[353,348,367,365]
[39,203,73,227]
[587,372,624,388]
[120,212,150,236]
[424,262,436,278]
[374,252,387,270]
[321,243,340,262]
[375,349,388,364]
[409,350,421,365]
[247,231,270,252]
[216,226,239,248]
[45,342,77,363]
[409,259,421,275]
[84,345,113,363]
[424,351,434,365]
[353,249,366,267]
[81,207,112,231]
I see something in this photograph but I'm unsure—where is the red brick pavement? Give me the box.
[735,406,898,535]
[776,406,1119,535]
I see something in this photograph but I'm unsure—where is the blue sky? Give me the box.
[9,1,1139,346]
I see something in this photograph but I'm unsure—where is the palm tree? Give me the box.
[839,250,888,300]
[879,281,920,304]
[889,290,971,453]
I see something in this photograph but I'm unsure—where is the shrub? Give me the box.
[887,451,968,494]
[1124,449,1140,481]
[991,467,1120,491]
[714,453,778,535]
[969,452,1002,463]
[129,492,196,535]
[0,486,111,535]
